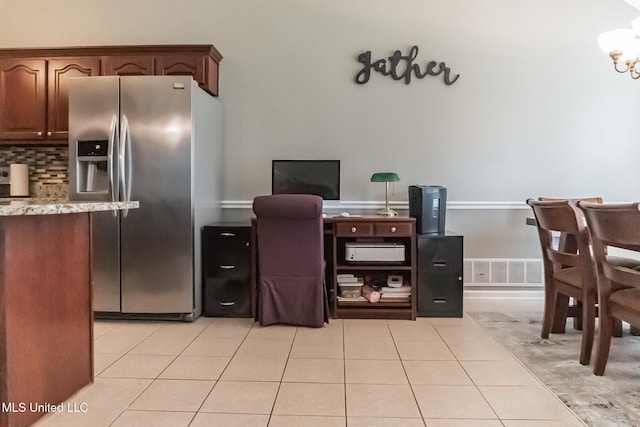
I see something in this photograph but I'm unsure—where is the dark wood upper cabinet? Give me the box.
[155,53,220,96]
[0,45,222,145]
[102,55,154,76]
[47,57,100,140]
[0,57,99,142]
[156,55,205,84]
[0,59,47,140]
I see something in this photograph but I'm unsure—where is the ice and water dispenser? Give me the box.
[76,140,110,193]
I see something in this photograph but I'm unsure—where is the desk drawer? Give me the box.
[374,222,413,236]
[335,222,374,236]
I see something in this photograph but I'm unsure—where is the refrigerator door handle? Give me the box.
[120,114,131,217]
[108,114,118,217]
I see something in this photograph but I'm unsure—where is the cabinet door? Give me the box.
[0,59,46,140]
[155,55,205,87]
[102,55,154,76]
[47,57,100,140]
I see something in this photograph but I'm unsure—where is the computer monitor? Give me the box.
[271,160,340,202]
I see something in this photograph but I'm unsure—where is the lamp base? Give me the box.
[376,208,398,217]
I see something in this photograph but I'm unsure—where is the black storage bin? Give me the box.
[409,185,447,234]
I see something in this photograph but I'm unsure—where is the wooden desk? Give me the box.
[252,215,417,320]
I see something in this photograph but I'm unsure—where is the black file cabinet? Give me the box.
[202,223,252,317]
[417,232,463,317]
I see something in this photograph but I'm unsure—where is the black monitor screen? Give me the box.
[272,160,340,200]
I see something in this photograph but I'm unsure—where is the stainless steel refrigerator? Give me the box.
[68,75,222,320]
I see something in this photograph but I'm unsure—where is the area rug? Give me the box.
[470,311,640,427]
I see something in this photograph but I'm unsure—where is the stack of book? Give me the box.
[380,285,411,302]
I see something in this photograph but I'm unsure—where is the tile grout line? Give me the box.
[387,319,429,427]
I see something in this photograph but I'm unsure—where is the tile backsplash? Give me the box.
[0,146,69,198]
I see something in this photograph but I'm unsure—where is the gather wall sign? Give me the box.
[355,45,460,86]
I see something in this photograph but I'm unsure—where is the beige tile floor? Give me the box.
[34,297,586,427]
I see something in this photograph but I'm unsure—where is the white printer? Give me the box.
[345,242,405,262]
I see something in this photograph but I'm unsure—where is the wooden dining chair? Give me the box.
[527,198,597,365]
[577,201,640,375]
[536,197,602,332]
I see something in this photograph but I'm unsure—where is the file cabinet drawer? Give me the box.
[203,226,250,277]
[203,277,251,317]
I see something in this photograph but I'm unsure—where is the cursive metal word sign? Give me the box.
[355,45,460,86]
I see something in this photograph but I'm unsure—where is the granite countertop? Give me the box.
[0,198,139,216]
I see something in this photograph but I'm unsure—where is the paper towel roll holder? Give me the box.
[9,163,30,198]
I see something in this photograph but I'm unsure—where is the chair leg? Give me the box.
[574,300,583,331]
[542,291,559,338]
[551,294,569,334]
[613,319,623,338]
[579,301,595,365]
[594,313,614,376]
[323,281,330,324]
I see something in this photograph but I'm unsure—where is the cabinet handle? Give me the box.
[219,265,235,269]
[37,131,42,136]
[47,131,52,136]
[220,232,236,237]
[351,227,357,233]
[391,226,397,232]
[219,302,236,306]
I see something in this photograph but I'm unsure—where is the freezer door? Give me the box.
[119,76,194,314]
[68,76,121,313]
[68,76,120,202]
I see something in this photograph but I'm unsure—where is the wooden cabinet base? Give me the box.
[0,213,93,427]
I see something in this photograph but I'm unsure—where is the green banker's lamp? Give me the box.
[370,172,400,217]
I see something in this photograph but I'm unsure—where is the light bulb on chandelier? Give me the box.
[597,19,640,79]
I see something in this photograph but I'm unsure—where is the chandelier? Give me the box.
[598,0,640,78]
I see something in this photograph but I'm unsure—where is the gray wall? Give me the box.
[2,0,639,259]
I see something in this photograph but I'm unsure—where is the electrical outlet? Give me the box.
[0,166,9,184]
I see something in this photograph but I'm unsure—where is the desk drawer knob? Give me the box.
[351,227,357,233]
[391,226,397,232]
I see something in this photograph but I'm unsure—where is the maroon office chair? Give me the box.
[252,194,329,327]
